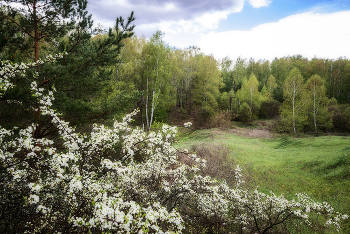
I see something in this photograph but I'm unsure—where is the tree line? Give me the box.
[1,0,349,134]
[109,34,350,134]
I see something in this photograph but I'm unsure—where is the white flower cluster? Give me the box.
[0,56,348,233]
[0,52,66,97]
[184,122,192,128]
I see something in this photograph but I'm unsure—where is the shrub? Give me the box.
[259,99,281,119]
[329,103,350,132]
[209,110,233,129]
[238,102,251,123]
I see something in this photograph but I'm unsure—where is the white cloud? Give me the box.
[196,10,350,61]
[249,0,272,8]
[88,0,245,38]
[134,1,245,46]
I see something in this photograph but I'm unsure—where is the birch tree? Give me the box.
[141,31,172,131]
[171,48,196,108]
[306,74,332,132]
[281,68,309,134]
[266,74,277,96]
[236,73,261,120]
[232,57,246,91]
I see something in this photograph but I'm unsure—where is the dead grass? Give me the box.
[178,143,241,187]
[228,127,273,138]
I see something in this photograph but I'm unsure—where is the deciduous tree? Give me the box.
[140,31,173,130]
[281,68,309,134]
[192,54,221,126]
[306,74,332,132]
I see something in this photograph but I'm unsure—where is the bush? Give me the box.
[238,102,251,123]
[259,99,281,119]
[209,110,233,129]
[329,103,350,132]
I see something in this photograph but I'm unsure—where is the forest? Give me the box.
[0,0,349,233]
[103,34,350,134]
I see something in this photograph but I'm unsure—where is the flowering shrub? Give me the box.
[184,122,192,128]
[0,56,348,233]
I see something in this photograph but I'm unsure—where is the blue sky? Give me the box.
[87,0,350,61]
[219,0,350,31]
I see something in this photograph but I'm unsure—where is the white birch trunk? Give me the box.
[292,80,296,134]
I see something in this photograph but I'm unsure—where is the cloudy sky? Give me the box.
[87,0,350,61]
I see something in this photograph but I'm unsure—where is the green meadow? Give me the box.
[177,127,350,233]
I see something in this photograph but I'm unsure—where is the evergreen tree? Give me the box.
[0,0,135,128]
[0,0,92,62]
[239,102,251,123]
[1,0,134,124]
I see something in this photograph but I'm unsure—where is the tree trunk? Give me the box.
[292,80,296,134]
[313,84,317,133]
[145,77,150,131]
[33,0,39,62]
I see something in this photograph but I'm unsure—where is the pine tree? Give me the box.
[0,0,135,128]
[0,0,93,62]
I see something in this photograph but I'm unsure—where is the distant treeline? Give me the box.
[106,33,350,133]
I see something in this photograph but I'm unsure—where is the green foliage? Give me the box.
[236,73,262,121]
[266,74,277,96]
[232,57,246,91]
[328,103,350,132]
[259,99,280,119]
[192,54,221,126]
[139,31,175,130]
[1,0,93,62]
[280,68,309,134]
[306,74,333,132]
[0,1,136,127]
[220,56,234,93]
[238,102,251,123]
[218,90,235,112]
[260,84,267,96]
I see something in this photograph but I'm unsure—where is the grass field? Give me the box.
[176,126,350,233]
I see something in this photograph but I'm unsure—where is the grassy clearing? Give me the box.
[176,127,350,233]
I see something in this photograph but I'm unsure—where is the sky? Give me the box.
[87,0,350,61]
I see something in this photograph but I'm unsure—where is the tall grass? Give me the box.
[177,129,350,233]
